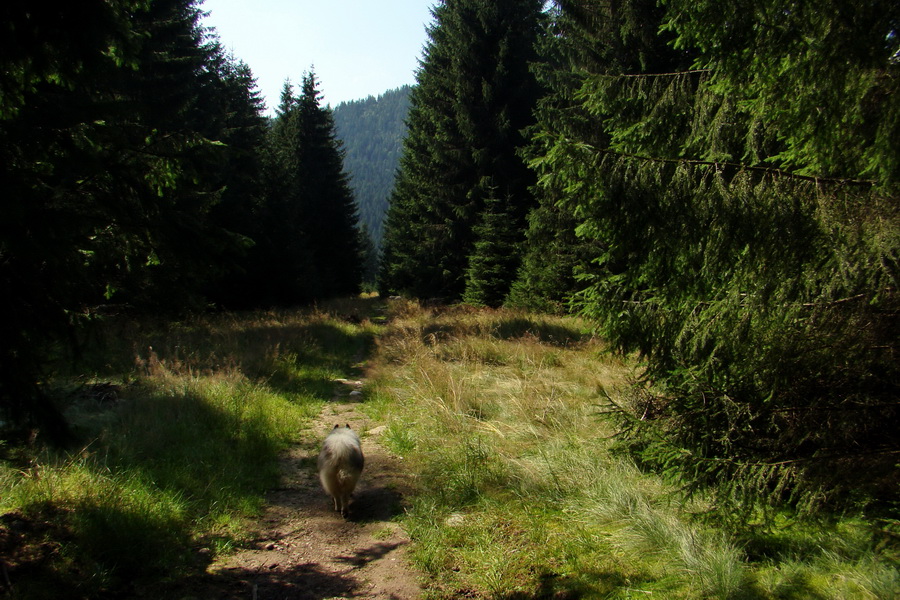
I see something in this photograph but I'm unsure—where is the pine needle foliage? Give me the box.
[532,0,900,515]
[252,72,363,305]
[463,191,522,307]
[378,0,544,302]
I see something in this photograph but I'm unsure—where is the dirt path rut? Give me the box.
[197,379,422,600]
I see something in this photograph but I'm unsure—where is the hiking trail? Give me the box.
[165,378,423,599]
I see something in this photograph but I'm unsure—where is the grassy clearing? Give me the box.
[0,297,382,598]
[365,299,899,599]
[2,297,896,598]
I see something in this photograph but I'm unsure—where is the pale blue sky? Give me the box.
[201,0,436,114]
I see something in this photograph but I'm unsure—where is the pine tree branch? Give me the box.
[799,293,868,307]
[601,148,878,187]
[754,448,900,467]
[613,69,711,78]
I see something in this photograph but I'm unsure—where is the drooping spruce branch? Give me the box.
[613,69,711,78]
[593,146,879,187]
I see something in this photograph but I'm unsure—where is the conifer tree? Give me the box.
[294,71,363,298]
[203,49,270,308]
[0,0,146,439]
[249,80,319,304]
[463,190,521,307]
[379,0,544,302]
[509,1,626,312]
[533,0,900,513]
[258,72,362,304]
[0,0,256,435]
[102,0,239,310]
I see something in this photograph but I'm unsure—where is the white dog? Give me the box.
[317,424,365,516]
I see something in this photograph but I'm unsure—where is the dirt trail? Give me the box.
[181,379,423,600]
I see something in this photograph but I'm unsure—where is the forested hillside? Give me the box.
[333,86,412,248]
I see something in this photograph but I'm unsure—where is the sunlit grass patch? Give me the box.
[2,302,382,596]
[1,374,311,593]
[366,302,899,600]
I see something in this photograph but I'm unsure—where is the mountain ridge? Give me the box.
[333,85,412,248]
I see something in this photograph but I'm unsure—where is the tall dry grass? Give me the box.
[365,300,899,599]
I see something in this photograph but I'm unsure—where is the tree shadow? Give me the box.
[149,559,363,600]
[493,315,590,346]
[250,320,377,398]
[21,304,400,597]
[173,540,411,600]
[333,540,406,568]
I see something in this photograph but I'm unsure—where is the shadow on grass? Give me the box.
[5,307,392,598]
[498,569,634,600]
[3,386,295,597]
[493,316,591,347]
[256,321,377,399]
[66,298,386,383]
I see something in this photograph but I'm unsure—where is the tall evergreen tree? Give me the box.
[532,0,900,513]
[0,0,254,435]
[509,0,654,312]
[246,80,320,305]
[256,72,362,305]
[203,48,270,308]
[103,0,238,310]
[294,71,363,297]
[379,0,544,303]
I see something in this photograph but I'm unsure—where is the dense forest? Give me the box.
[378,0,899,517]
[2,0,898,524]
[333,86,412,249]
[1,1,361,437]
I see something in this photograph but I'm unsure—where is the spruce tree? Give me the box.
[509,1,622,312]
[294,71,363,298]
[258,72,362,304]
[251,80,320,304]
[0,0,146,439]
[0,0,251,435]
[532,0,900,513]
[102,0,238,310]
[379,0,544,302]
[463,190,521,307]
[203,49,270,308]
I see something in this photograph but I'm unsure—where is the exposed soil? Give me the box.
[163,378,423,600]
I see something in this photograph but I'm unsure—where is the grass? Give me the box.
[364,299,899,599]
[0,296,383,598]
[1,296,896,598]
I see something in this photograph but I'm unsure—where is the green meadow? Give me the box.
[0,297,896,599]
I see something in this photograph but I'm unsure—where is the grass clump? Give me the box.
[367,301,899,599]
